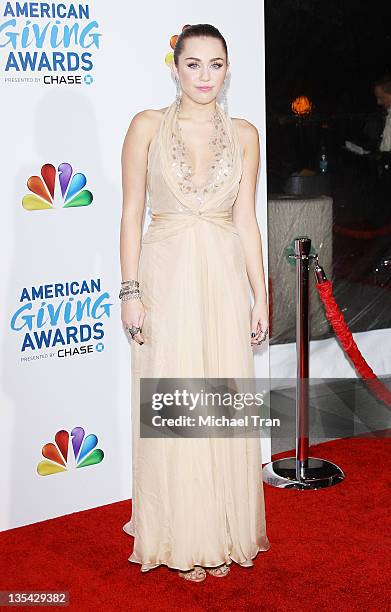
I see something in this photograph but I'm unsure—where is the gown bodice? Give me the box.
[145,100,244,220]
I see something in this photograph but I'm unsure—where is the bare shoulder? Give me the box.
[127,107,168,141]
[231,117,260,151]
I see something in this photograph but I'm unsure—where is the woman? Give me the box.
[120,23,270,582]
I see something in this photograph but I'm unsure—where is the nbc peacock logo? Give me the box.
[22,163,93,211]
[37,426,104,476]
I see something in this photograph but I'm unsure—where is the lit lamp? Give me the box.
[291,96,313,170]
[291,95,313,116]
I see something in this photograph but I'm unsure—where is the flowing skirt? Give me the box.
[123,221,270,571]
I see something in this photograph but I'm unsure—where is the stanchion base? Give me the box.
[262,457,345,489]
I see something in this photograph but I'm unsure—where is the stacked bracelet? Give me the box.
[119,279,141,301]
[119,290,142,300]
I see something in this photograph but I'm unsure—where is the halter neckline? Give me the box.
[156,100,244,212]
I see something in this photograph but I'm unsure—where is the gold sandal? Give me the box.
[178,566,207,582]
[206,563,230,577]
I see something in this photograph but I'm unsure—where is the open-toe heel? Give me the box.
[206,563,230,577]
[178,566,206,582]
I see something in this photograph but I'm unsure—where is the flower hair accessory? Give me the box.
[164,24,192,67]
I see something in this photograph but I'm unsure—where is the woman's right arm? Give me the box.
[120,111,153,345]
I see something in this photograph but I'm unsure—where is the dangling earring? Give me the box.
[219,75,230,115]
[175,76,182,111]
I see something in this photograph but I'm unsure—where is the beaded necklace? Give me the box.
[171,102,232,205]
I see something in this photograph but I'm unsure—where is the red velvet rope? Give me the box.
[316,278,391,407]
[333,222,391,239]
[268,276,273,338]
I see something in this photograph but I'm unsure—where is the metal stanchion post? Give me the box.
[263,237,345,489]
[296,237,310,481]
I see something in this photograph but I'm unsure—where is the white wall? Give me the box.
[0,0,269,530]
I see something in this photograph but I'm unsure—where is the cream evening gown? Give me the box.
[123,99,271,572]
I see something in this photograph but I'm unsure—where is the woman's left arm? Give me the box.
[232,120,269,345]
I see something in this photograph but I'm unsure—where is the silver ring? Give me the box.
[257,329,269,344]
[128,325,141,338]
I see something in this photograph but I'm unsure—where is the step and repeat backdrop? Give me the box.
[0,0,269,530]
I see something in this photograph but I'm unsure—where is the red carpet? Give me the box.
[1,437,390,611]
